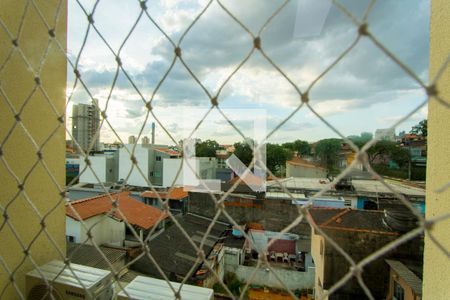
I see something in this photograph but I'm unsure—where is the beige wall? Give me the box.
[423,0,450,299]
[0,1,67,298]
[311,228,328,300]
[387,269,421,300]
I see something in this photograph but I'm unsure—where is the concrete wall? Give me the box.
[79,155,107,183]
[66,215,125,246]
[188,192,312,235]
[228,265,315,291]
[163,158,218,188]
[0,1,67,298]
[423,0,450,298]
[286,164,327,178]
[119,144,149,187]
[163,158,184,187]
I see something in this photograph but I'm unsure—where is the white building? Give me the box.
[375,128,396,141]
[162,157,217,188]
[79,152,118,183]
[118,144,151,186]
[66,191,168,246]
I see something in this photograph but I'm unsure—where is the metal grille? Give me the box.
[1,1,449,300]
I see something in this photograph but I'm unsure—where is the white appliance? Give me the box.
[26,260,113,300]
[117,276,214,300]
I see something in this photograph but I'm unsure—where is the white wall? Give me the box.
[119,144,149,187]
[229,265,315,290]
[79,155,106,183]
[66,215,125,246]
[162,158,218,187]
[163,158,184,187]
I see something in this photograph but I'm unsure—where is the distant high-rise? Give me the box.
[72,103,100,153]
[151,122,155,144]
[128,135,137,144]
[142,136,150,145]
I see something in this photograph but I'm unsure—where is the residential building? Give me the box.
[215,149,230,169]
[142,136,150,145]
[375,128,396,141]
[79,152,119,184]
[385,259,422,300]
[118,144,180,187]
[72,103,101,152]
[140,187,189,213]
[65,192,168,246]
[130,214,228,286]
[162,157,217,188]
[286,156,327,178]
[128,135,137,144]
[309,208,423,300]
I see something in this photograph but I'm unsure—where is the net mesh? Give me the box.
[0,0,449,299]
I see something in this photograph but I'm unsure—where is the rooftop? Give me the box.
[286,157,326,170]
[386,259,422,295]
[308,208,398,235]
[352,179,425,197]
[154,147,180,156]
[66,191,168,230]
[141,187,189,200]
[131,214,229,281]
[67,243,126,270]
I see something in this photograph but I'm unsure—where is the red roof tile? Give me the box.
[287,157,325,170]
[155,148,180,156]
[66,192,168,230]
[140,187,189,200]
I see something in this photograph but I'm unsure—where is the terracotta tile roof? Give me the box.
[286,157,325,170]
[155,148,180,156]
[140,187,189,200]
[66,192,168,230]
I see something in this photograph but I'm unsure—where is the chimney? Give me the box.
[151,122,155,144]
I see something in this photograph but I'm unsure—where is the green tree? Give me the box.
[233,141,253,166]
[282,139,311,156]
[315,138,342,171]
[367,140,410,168]
[410,119,427,137]
[266,143,293,175]
[348,132,373,147]
[195,139,219,157]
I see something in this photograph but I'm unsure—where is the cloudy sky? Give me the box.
[67,0,430,145]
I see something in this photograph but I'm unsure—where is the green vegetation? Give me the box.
[195,139,219,157]
[213,272,245,297]
[410,119,427,137]
[314,138,342,173]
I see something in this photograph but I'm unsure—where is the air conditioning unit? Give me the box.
[26,260,114,300]
[117,276,213,300]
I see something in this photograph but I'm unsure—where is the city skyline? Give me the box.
[66,0,429,144]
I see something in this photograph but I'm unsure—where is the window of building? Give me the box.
[66,235,75,243]
[156,156,161,161]
[393,280,404,300]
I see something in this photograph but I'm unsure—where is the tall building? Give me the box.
[128,135,137,144]
[72,103,100,153]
